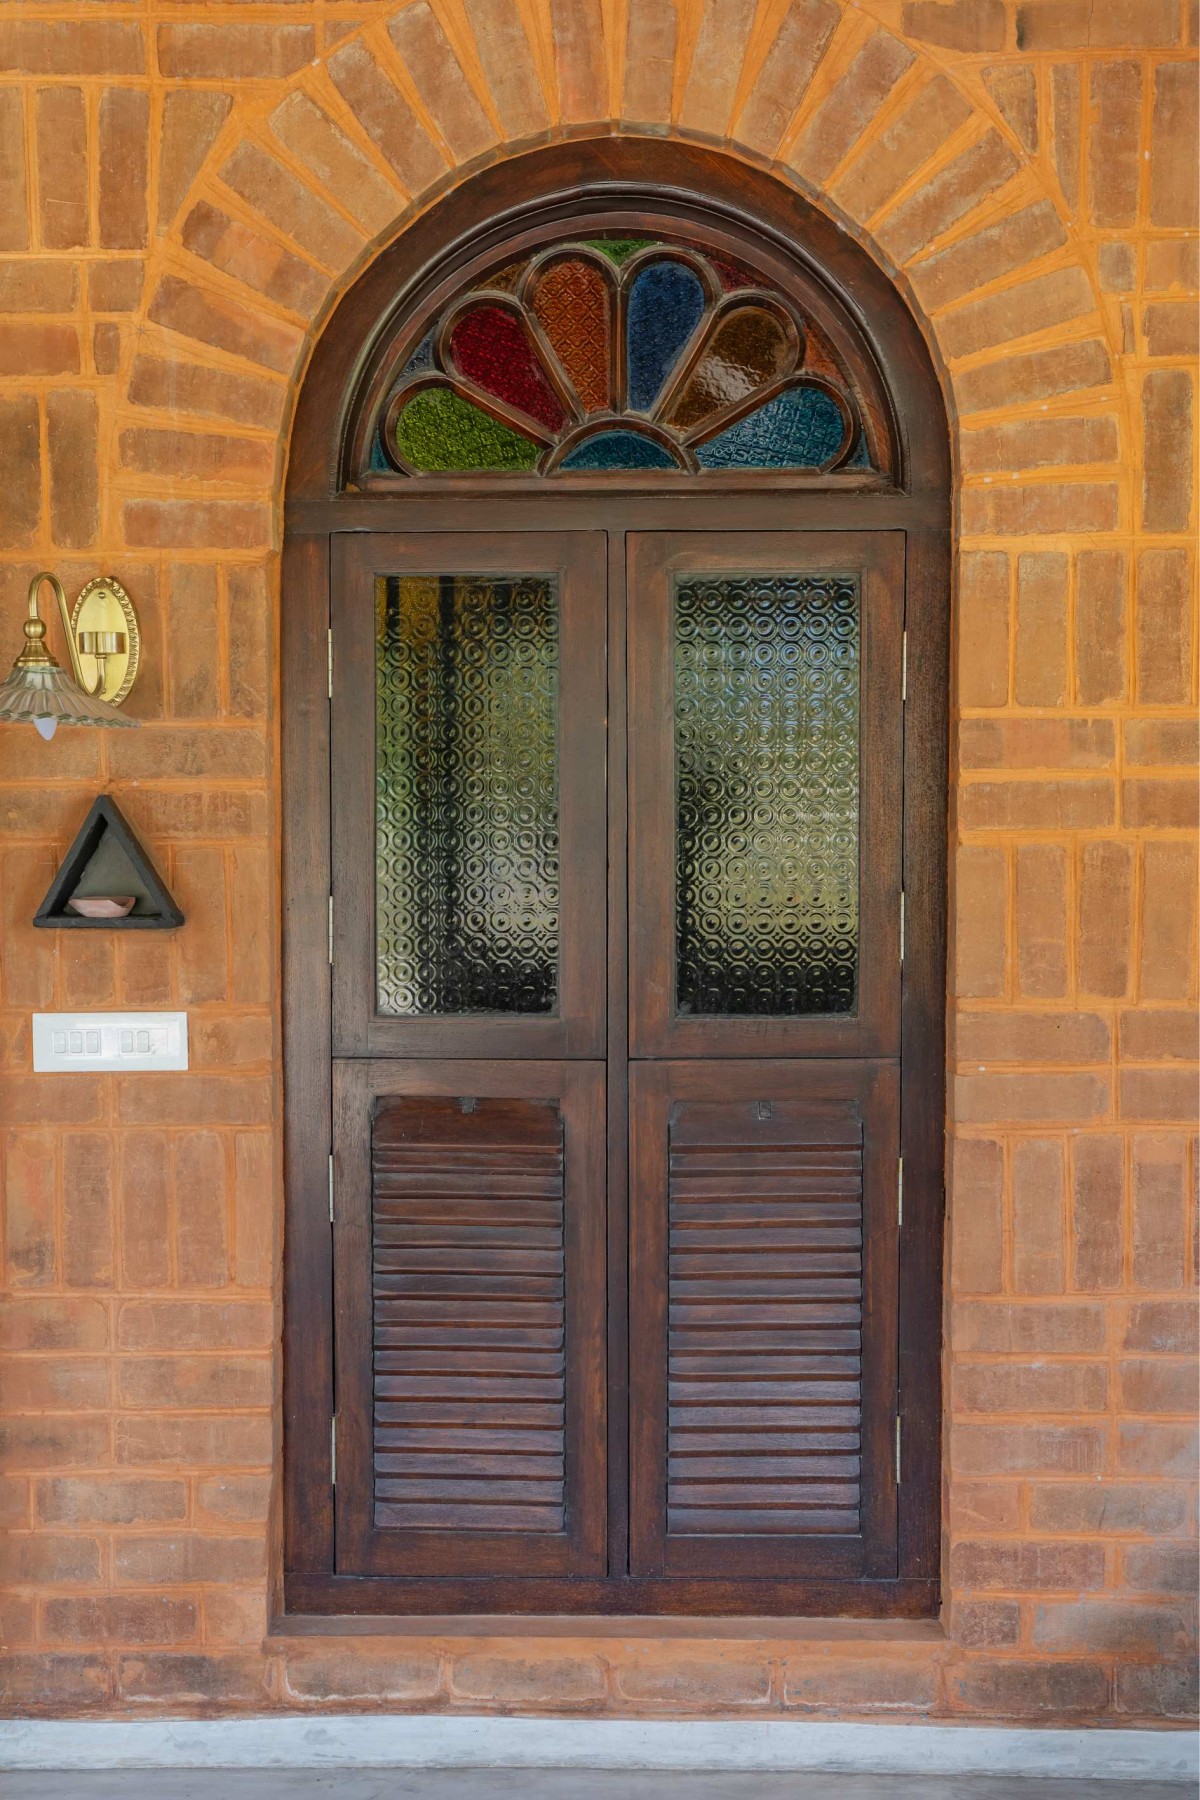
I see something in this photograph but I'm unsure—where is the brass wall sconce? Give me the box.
[0,572,142,739]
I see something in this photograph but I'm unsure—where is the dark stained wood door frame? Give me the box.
[281,139,950,1622]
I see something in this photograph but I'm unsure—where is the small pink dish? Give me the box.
[67,896,137,919]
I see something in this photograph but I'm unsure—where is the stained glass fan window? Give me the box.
[371,236,882,478]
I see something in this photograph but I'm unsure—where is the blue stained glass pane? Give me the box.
[370,434,391,472]
[846,431,871,469]
[626,262,706,412]
[695,384,848,470]
[401,330,436,376]
[559,430,679,471]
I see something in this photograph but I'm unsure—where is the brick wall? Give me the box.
[0,0,1196,1726]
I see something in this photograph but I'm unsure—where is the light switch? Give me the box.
[33,1012,188,1072]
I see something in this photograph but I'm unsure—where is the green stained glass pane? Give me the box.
[395,387,540,472]
[584,237,656,264]
[376,573,560,1015]
[674,573,860,1017]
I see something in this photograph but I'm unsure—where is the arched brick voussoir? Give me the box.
[266,91,410,242]
[121,0,1118,516]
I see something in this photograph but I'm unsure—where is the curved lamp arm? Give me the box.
[29,571,98,694]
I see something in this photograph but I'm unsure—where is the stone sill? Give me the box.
[268,1614,946,1644]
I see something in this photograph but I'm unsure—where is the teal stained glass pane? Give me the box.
[695,385,847,470]
[376,573,560,1014]
[395,387,540,472]
[674,573,860,1016]
[559,430,678,471]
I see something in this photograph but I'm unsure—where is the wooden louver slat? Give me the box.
[371,1096,567,1533]
[667,1101,864,1538]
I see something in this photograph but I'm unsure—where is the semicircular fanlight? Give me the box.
[373,235,880,478]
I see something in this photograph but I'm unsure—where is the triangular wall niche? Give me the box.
[34,796,184,930]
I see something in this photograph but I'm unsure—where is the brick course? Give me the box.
[0,0,1195,1729]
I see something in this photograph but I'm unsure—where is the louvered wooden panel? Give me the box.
[371,1096,566,1534]
[667,1099,863,1538]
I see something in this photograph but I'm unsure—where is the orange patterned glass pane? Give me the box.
[668,306,796,433]
[530,259,612,414]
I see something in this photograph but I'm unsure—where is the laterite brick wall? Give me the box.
[1,0,1196,1725]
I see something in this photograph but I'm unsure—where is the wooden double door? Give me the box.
[326,526,915,1614]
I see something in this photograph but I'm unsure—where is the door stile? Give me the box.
[281,529,336,1575]
[896,525,950,1583]
[606,527,631,1579]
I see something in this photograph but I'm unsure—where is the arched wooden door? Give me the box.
[282,142,950,1619]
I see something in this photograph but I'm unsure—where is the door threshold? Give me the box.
[269,1612,945,1641]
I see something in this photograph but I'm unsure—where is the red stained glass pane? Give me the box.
[668,306,796,432]
[448,303,566,432]
[709,254,758,292]
[530,259,611,413]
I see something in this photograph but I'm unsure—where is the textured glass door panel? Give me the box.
[674,573,859,1017]
[375,572,559,1015]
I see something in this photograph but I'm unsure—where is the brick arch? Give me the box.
[117,0,1122,567]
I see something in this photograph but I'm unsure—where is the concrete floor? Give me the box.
[0,1772,1191,1799]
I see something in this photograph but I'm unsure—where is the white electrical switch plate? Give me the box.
[33,1012,189,1073]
